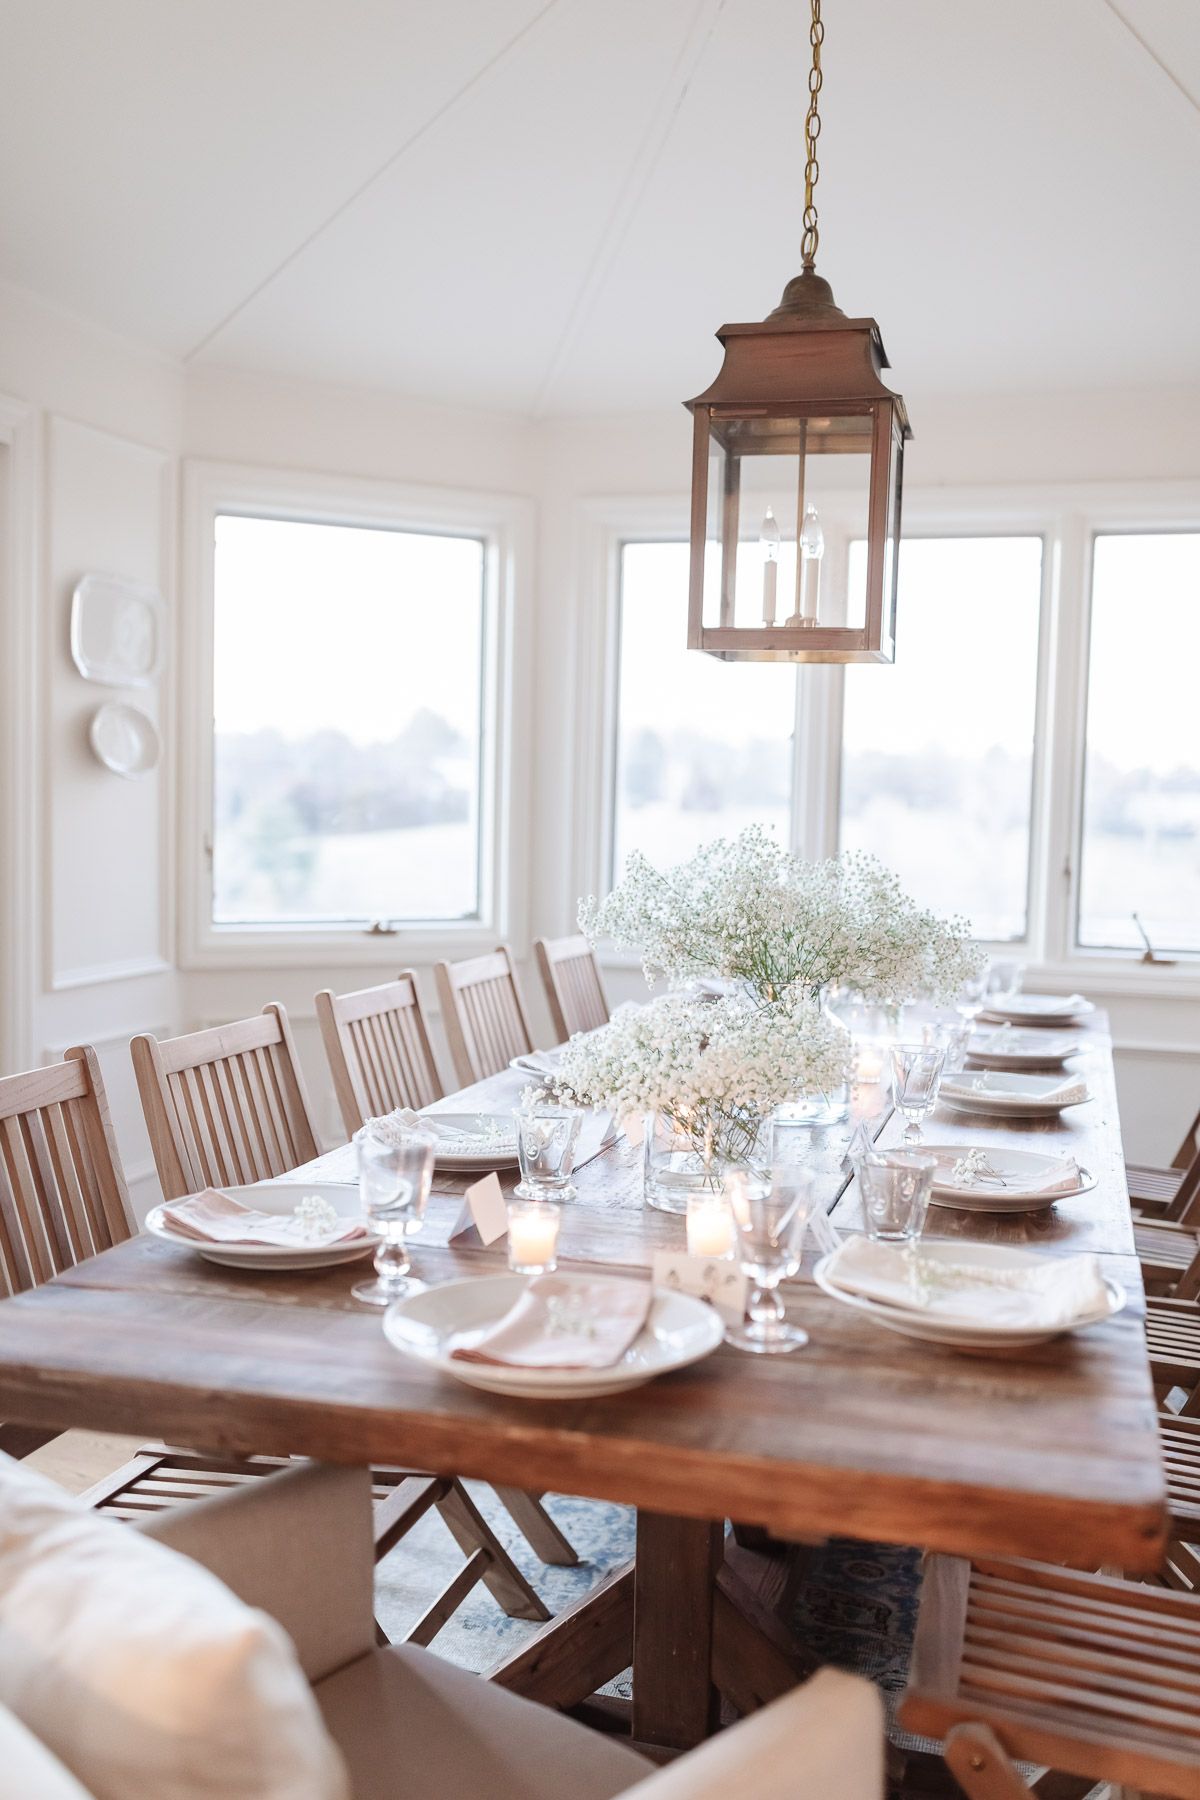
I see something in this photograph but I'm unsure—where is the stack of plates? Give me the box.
[383,1273,724,1399]
[814,1240,1125,1350]
[978,992,1095,1028]
[940,1071,1092,1119]
[966,1028,1080,1071]
[921,1145,1096,1213]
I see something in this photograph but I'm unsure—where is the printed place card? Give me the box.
[652,1251,748,1324]
[620,1112,645,1150]
[448,1171,508,1245]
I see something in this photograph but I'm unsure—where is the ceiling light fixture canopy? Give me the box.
[684,0,911,664]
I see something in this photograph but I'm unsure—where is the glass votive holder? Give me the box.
[855,1148,936,1244]
[685,1193,736,1259]
[513,1104,583,1202]
[506,1199,561,1274]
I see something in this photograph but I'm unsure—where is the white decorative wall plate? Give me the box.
[88,702,160,778]
[70,572,164,686]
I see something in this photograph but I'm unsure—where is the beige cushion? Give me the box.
[315,1643,653,1800]
[0,1702,96,1799]
[0,1452,349,1800]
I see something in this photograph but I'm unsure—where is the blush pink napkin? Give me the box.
[450,1273,652,1370]
[160,1188,367,1247]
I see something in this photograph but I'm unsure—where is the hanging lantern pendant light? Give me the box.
[684,0,911,665]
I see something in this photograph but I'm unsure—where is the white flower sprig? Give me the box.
[579,825,983,1007]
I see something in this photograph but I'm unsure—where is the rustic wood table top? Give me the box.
[0,1013,1166,1573]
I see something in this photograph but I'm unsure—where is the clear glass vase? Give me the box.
[773,988,853,1128]
[642,1111,765,1215]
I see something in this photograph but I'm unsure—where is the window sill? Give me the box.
[179,921,507,972]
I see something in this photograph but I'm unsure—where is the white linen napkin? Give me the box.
[941,1073,1088,1106]
[823,1235,1112,1330]
[366,1110,518,1153]
[160,1188,367,1247]
[511,1050,564,1079]
[449,1272,652,1368]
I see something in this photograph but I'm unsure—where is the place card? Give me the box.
[621,1112,646,1150]
[806,1204,841,1256]
[652,1250,748,1324]
[448,1172,509,1245]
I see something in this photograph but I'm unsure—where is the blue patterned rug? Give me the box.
[375,1486,923,1711]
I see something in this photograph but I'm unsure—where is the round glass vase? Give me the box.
[642,1112,764,1215]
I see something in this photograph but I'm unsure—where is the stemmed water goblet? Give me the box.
[723,1166,815,1355]
[351,1127,434,1306]
[888,1043,946,1144]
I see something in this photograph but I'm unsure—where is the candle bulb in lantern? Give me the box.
[760,506,780,625]
[686,1194,736,1259]
[798,504,824,628]
[507,1200,561,1275]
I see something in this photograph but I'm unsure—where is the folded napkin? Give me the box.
[941,1073,1088,1106]
[512,1050,564,1079]
[365,1110,518,1153]
[160,1188,367,1247]
[449,1272,652,1369]
[824,1235,1112,1330]
[926,1148,1082,1200]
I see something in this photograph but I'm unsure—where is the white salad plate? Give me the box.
[383,1273,725,1399]
[978,992,1095,1027]
[421,1114,521,1170]
[813,1241,1125,1350]
[939,1072,1092,1119]
[966,1030,1081,1071]
[920,1145,1096,1213]
[145,1182,378,1271]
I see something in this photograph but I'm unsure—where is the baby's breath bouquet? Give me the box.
[579,826,982,1008]
[554,989,845,1199]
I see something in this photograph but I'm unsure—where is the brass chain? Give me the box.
[801,0,824,269]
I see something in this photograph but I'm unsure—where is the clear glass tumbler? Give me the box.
[351,1128,434,1306]
[855,1148,936,1243]
[513,1105,583,1201]
[888,1043,946,1143]
[724,1167,815,1356]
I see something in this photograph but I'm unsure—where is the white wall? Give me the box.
[0,280,183,1217]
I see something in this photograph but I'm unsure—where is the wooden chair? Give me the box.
[434,945,536,1086]
[535,934,610,1041]
[1133,1213,1200,1295]
[1129,1104,1200,1215]
[135,1007,577,1572]
[315,974,443,1138]
[901,1552,1200,1798]
[131,1005,320,1200]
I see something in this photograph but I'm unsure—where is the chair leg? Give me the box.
[436,1482,550,1623]
[492,1486,580,1566]
[944,1724,1035,1800]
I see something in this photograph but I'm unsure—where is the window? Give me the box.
[840,536,1043,941]
[211,514,486,928]
[1078,532,1200,954]
[612,541,796,877]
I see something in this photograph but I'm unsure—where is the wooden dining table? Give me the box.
[0,1014,1166,1754]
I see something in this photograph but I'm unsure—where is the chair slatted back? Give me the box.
[534,935,609,1041]
[131,1005,319,1200]
[434,946,535,1087]
[0,1047,132,1296]
[315,975,444,1136]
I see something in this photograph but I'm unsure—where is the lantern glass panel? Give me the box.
[701,408,874,634]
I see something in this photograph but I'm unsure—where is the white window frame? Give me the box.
[179,459,533,970]
[577,480,1200,999]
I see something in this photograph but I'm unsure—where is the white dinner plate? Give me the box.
[920,1145,1097,1213]
[979,992,1095,1027]
[939,1072,1092,1119]
[383,1273,725,1399]
[421,1114,521,1170]
[145,1182,378,1270]
[966,1030,1081,1071]
[813,1242,1125,1350]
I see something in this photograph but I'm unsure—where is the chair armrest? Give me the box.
[618,1669,884,1800]
[135,1461,376,1683]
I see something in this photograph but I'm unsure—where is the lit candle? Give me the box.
[507,1200,560,1274]
[854,1041,886,1084]
[798,504,824,627]
[760,506,780,625]
[686,1195,735,1259]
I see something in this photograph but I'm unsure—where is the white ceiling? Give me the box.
[1,0,1198,416]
